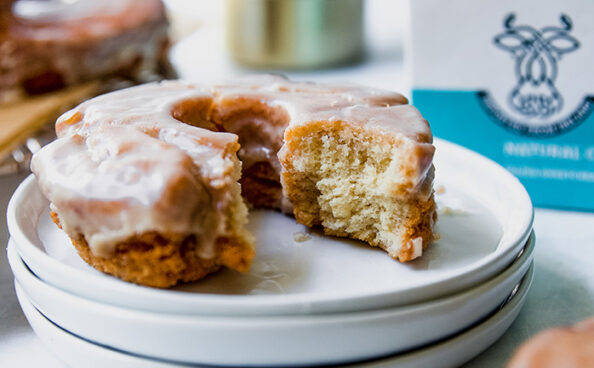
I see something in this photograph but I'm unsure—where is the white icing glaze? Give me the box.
[13,0,130,21]
[31,126,215,258]
[32,76,434,258]
[410,237,423,260]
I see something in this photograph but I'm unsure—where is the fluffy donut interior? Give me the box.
[281,122,435,261]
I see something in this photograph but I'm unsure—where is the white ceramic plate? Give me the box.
[8,235,534,366]
[14,263,533,368]
[7,139,533,315]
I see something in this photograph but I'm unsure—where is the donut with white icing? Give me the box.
[31,75,436,287]
[0,0,171,103]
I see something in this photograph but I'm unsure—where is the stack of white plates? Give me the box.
[7,139,535,368]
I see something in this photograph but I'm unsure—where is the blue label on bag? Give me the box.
[413,89,594,211]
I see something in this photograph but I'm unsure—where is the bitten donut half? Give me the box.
[31,75,437,288]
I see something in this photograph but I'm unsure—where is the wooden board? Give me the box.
[0,82,100,160]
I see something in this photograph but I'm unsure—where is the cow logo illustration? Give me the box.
[477,13,594,136]
[494,14,578,118]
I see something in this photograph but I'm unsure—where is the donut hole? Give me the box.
[172,95,292,211]
[210,97,291,211]
[363,95,408,108]
[170,96,218,131]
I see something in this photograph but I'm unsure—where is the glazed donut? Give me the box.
[0,0,171,103]
[31,75,436,287]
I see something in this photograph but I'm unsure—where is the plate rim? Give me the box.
[7,235,534,322]
[7,138,534,315]
[13,262,534,368]
[8,237,534,365]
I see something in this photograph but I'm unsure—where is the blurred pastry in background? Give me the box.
[0,0,173,102]
[0,0,175,173]
[507,316,594,368]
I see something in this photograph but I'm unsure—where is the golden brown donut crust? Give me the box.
[51,212,254,288]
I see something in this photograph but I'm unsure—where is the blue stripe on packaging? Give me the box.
[413,89,594,211]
